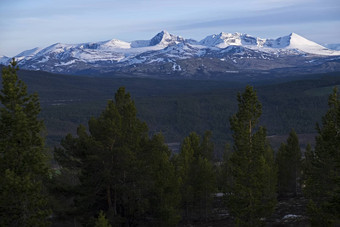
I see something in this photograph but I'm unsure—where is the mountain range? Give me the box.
[1,31,340,77]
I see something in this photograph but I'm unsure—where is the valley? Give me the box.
[2,1,340,226]
[9,69,340,157]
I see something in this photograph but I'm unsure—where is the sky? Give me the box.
[0,0,340,56]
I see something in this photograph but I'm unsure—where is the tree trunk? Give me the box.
[107,185,113,212]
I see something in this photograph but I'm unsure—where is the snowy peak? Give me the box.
[15,47,42,61]
[0,55,10,65]
[263,33,339,55]
[199,32,239,48]
[37,43,73,56]
[99,39,131,49]
[16,47,41,58]
[4,31,340,75]
[149,30,185,46]
[199,32,266,48]
[198,32,340,56]
[264,33,312,48]
[286,32,328,50]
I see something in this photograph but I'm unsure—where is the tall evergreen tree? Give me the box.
[138,134,181,226]
[0,59,50,226]
[219,144,232,195]
[55,87,148,226]
[55,87,181,226]
[276,129,301,197]
[174,133,196,222]
[304,87,340,225]
[226,85,276,226]
[175,132,216,222]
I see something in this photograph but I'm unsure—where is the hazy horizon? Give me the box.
[1,0,340,56]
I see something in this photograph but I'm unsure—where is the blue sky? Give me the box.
[0,0,339,56]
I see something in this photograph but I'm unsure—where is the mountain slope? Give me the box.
[2,31,340,76]
[0,56,10,65]
[271,33,338,56]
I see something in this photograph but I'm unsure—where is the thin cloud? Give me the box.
[173,5,340,31]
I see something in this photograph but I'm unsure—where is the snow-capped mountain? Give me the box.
[200,32,265,48]
[1,31,340,76]
[0,55,10,65]
[199,32,339,56]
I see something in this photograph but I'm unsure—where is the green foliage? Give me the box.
[95,211,112,227]
[138,134,181,226]
[0,60,50,226]
[13,69,340,152]
[226,85,277,226]
[304,87,340,225]
[175,131,216,222]
[276,129,302,197]
[54,87,147,225]
[54,87,181,226]
[218,144,232,193]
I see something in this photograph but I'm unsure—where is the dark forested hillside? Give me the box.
[1,64,340,226]
[3,69,339,155]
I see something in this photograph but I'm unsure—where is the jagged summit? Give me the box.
[197,32,339,56]
[199,32,266,48]
[1,31,339,75]
[149,30,184,46]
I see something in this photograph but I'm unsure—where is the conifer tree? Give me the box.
[304,87,340,225]
[0,59,50,226]
[138,134,181,226]
[226,86,276,226]
[175,132,216,222]
[219,144,232,194]
[276,129,301,197]
[95,211,112,227]
[175,133,198,221]
[55,87,182,226]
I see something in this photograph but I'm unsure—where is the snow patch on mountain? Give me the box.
[274,33,339,56]
[55,59,77,66]
[37,56,50,63]
[199,32,266,49]
[6,30,340,75]
[0,55,10,65]
[15,47,42,61]
[98,39,131,49]
[199,32,340,56]
[149,30,184,47]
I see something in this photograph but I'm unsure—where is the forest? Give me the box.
[11,68,340,154]
[0,61,340,226]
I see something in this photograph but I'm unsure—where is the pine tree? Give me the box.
[95,211,112,227]
[175,132,197,222]
[175,132,216,222]
[0,59,50,226]
[55,87,148,225]
[138,134,181,226]
[54,87,182,226]
[219,144,232,195]
[304,87,340,225]
[227,86,276,226]
[276,129,301,197]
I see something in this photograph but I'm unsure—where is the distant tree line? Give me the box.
[0,60,339,226]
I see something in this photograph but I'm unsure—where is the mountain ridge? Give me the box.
[1,31,340,77]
